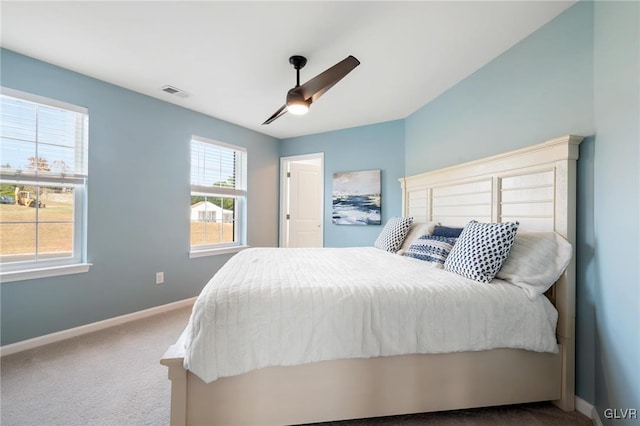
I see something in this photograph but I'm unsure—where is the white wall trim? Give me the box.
[575,396,602,425]
[1,263,92,283]
[576,396,594,418]
[591,406,603,426]
[0,297,196,357]
[279,152,324,248]
[189,245,248,258]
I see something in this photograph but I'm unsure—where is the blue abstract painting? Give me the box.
[332,169,381,225]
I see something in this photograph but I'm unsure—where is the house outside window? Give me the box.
[190,135,246,255]
[0,87,89,280]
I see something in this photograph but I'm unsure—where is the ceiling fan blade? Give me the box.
[262,104,288,125]
[299,55,360,103]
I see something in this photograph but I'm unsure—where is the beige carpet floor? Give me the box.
[1,305,592,426]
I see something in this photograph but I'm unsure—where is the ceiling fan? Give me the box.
[262,55,360,125]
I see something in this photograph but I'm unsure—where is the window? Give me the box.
[190,136,246,255]
[0,87,89,279]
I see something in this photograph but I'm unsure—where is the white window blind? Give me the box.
[1,87,88,186]
[190,136,245,196]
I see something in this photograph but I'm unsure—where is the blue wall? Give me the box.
[0,49,280,345]
[405,1,594,175]
[593,1,640,422]
[280,120,405,247]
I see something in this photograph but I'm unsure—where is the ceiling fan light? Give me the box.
[286,89,310,115]
[287,101,309,115]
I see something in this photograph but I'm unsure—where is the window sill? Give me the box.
[189,245,249,259]
[0,263,92,283]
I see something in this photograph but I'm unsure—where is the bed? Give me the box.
[161,134,582,426]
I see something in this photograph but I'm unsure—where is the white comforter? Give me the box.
[183,247,558,383]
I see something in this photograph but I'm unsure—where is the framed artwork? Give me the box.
[332,169,381,225]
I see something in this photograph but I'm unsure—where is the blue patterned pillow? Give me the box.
[444,220,519,283]
[432,225,464,238]
[405,235,457,265]
[374,217,414,252]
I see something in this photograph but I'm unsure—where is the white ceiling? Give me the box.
[1,1,575,140]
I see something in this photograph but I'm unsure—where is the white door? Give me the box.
[282,157,323,247]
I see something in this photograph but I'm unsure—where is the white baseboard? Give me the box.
[576,396,593,418]
[575,396,601,425]
[0,297,196,357]
[591,407,603,426]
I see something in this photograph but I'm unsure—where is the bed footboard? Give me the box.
[162,347,563,426]
[161,347,187,426]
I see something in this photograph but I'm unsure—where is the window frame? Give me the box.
[0,87,90,282]
[189,135,247,257]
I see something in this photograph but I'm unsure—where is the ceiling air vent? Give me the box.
[161,85,189,98]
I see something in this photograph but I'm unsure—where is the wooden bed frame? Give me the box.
[161,135,582,426]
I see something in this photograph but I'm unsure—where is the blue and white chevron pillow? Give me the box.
[444,220,519,283]
[405,235,457,265]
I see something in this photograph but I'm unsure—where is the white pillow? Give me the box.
[374,217,414,252]
[397,221,438,255]
[496,231,573,299]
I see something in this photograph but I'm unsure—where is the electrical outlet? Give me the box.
[156,272,164,284]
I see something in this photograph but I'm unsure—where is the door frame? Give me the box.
[279,153,324,247]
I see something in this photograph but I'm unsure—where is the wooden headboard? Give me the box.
[399,134,582,408]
